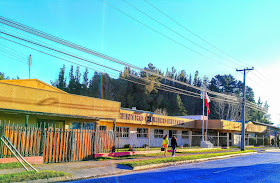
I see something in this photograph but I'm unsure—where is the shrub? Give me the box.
[249,137,256,146]
[123,144,130,148]
[142,144,149,148]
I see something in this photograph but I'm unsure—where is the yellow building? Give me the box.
[0,79,270,148]
[0,79,120,129]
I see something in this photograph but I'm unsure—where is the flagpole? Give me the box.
[206,108,208,141]
[202,88,205,142]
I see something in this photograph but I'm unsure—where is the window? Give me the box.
[137,128,148,138]
[182,131,189,139]
[169,130,177,138]
[99,125,106,131]
[71,122,81,129]
[154,129,164,138]
[116,127,129,138]
[83,123,95,130]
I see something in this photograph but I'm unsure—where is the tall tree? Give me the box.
[51,65,67,91]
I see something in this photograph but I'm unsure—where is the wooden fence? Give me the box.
[0,124,116,163]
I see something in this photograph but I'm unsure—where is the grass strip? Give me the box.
[95,148,232,161]
[118,150,255,168]
[116,146,201,152]
[0,162,29,170]
[0,170,71,183]
[179,148,231,154]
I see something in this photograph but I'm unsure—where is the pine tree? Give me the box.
[50,65,67,91]
[67,65,75,94]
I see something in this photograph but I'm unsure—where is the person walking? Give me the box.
[171,136,177,157]
[162,135,169,156]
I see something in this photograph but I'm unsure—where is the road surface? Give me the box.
[70,151,280,183]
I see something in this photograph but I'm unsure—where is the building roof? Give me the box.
[0,79,121,119]
[0,79,67,93]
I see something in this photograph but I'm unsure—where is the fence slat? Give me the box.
[1,125,117,163]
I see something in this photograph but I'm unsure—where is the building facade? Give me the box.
[0,79,274,148]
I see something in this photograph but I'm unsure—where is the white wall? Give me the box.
[116,127,190,148]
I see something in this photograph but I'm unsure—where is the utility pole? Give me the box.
[236,67,254,151]
[28,55,32,79]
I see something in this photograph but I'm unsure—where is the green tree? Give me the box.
[51,65,67,91]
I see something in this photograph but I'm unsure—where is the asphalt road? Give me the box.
[70,151,280,183]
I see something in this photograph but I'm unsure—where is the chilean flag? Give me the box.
[205,92,210,114]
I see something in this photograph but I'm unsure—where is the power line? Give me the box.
[143,0,267,81]
[0,44,27,60]
[102,1,235,69]
[1,35,267,113]
[0,19,241,101]
[122,0,245,68]
[0,51,28,64]
[0,18,268,113]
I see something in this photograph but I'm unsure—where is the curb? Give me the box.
[265,149,280,152]
[132,152,257,170]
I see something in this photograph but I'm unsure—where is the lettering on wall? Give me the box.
[120,113,185,125]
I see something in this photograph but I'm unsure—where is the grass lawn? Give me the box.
[179,148,231,154]
[116,146,201,152]
[94,148,233,161]
[118,150,255,168]
[0,162,29,170]
[0,170,72,183]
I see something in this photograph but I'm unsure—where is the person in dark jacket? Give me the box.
[171,136,177,157]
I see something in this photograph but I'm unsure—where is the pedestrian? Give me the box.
[171,136,177,157]
[162,135,169,156]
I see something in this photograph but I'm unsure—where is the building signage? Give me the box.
[120,113,185,125]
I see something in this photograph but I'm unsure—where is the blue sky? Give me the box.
[0,0,280,124]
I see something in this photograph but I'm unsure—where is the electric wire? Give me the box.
[2,21,268,112]
[1,31,267,113]
[0,51,28,64]
[0,44,27,61]
[143,0,267,81]
[122,0,245,68]
[0,16,250,101]
[2,35,266,113]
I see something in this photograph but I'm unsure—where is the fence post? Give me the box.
[148,128,150,149]
[39,123,45,156]
[70,130,75,161]
[188,131,192,148]
[247,135,249,146]
[256,135,257,146]
[263,135,264,146]
[93,130,97,155]
[227,133,229,148]
[217,131,219,147]
[0,121,4,158]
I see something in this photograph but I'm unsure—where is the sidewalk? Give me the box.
[0,147,274,182]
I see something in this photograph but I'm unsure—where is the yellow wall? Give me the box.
[0,111,101,128]
[0,80,120,119]
[195,120,267,133]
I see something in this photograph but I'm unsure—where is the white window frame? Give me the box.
[116,126,129,138]
[137,128,148,138]
[154,129,164,138]
[182,131,189,139]
[169,130,178,138]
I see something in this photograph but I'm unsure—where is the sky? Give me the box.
[0,0,280,125]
